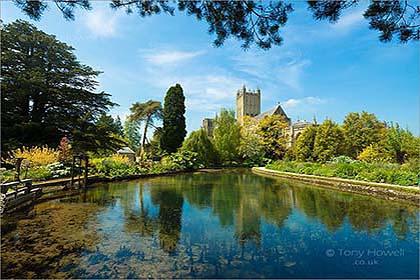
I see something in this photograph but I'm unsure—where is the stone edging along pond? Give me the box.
[252,167,420,205]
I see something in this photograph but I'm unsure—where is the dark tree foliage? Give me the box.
[13,0,91,20]
[308,0,420,43]
[96,114,125,136]
[114,115,124,136]
[128,100,162,159]
[160,84,186,154]
[307,0,359,22]
[71,113,126,155]
[182,129,219,167]
[1,20,116,152]
[13,0,419,48]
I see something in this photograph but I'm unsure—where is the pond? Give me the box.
[1,169,419,278]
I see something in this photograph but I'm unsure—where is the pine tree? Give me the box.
[160,84,186,153]
[128,100,162,159]
[114,116,124,136]
[1,20,115,151]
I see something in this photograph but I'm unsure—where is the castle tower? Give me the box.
[236,85,261,124]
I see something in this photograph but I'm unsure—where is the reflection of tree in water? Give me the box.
[389,209,419,239]
[119,172,418,255]
[257,185,292,228]
[122,185,157,237]
[211,183,241,226]
[293,187,346,231]
[283,179,419,236]
[115,179,184,254]
[151,187,183,253]
[77,184,117,208]
[345,196,418,236]
[234,201,261,246]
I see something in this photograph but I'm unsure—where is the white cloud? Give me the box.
[140,50,204,65]
[144,72,246,113]
[332,7,365,31]
[83,7,121,37]
[233,51,311,92]
[282,97,326,108]
[281,97,329,120]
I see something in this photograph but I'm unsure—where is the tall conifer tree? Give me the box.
[160,84,186,153]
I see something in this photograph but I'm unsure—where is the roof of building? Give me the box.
[292,120,313,128]
[117,147,135,154]
[254,104,289,120]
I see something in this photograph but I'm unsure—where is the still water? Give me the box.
[1,170,419,278]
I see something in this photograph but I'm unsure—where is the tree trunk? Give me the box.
[140,115,151,161]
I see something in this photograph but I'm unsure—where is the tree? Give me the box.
[342,111,386,158]
[14,1,419,49]
[294,125,318,162]
[123,118,141,152]
[58,136,72,162]
[181,129,219,167]
[308,0,420,43]
[1,20,115,151]
[71,113,126,154]
[160,84,186,154]
[148,127,163,156]
[213,109,241,164]
[128,100,162,159]
[384,123,419,164]
[96,114,124,135]
[257,114,290,160]
[357,143,392,163]
[239,116,265,166]
[313,119,344,162]
[114,116,124,136]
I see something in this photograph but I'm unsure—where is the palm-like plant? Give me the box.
[128,100,162,160]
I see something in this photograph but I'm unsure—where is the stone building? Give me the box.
[116,147,136,162]
[291,120,313,140]
[202,85,313,143]
[254,104,291,126]
[287,120,313,146]
[236,85,261,124]
[202,118,215,137]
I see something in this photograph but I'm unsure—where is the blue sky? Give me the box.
[2,1,419,135]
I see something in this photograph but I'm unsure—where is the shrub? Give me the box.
[165,151,200,171]
[91,154,141,177]
[312,166,335,177]
[357,144,391,163]
[25,166,52,181]
[47,162,71,178]
[0,169,15,183]
[329,155,356,164]
[150,151,200,173]
[333,162,367,179]
[266,160,418,186]
[5,146,59,167]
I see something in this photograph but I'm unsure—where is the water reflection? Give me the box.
[1,170,419,278]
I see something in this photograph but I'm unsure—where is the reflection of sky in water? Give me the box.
[2,170,419,278]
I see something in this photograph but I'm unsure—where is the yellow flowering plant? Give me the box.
[5,146,60,167]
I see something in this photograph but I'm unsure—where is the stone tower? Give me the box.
[236,85,261,124]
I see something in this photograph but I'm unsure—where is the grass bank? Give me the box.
[266,160,419,186]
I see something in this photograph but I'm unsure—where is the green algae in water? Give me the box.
[1,170,419,278]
